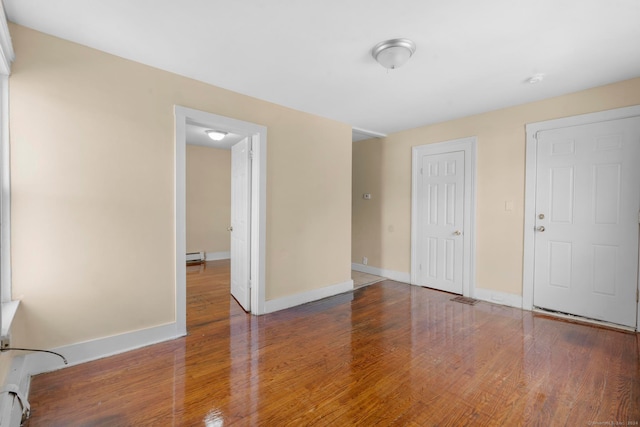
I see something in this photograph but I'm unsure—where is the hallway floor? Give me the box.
[351,269,385,288]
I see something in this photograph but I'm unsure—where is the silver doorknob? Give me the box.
[453,230,462,236]
[227,226,233,232]
[537,226,545,232]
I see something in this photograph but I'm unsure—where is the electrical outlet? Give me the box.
[0,337,9,350]
[362,257,368,265]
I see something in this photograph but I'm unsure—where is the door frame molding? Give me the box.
[523,105,640,317]
[411,136,477,297]
[174,106,267,334]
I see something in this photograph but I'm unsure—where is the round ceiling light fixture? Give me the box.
[205,130,228,141]
[526,73,545,84]
[371,38,416,69]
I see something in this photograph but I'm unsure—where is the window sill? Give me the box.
[1,300,19,340]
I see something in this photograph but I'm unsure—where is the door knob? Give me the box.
[453,230,462,236]
[227,226,233,232]
[537,226,545,232]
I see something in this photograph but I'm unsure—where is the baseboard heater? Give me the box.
[0,384,30,427]
[186,251,205,264]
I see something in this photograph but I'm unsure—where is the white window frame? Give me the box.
[0,2,15,337]
[1,74,10,304]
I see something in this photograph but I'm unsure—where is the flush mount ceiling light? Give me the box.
[526,73,545,84]
[371,38,416,69]
[205,130,228,141]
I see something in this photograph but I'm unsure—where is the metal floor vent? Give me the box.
[450,296,480,305]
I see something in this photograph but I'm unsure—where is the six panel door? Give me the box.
[417,151,465,294]
[533,117,640,327]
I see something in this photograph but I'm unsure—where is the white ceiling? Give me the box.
[4,0,640,140]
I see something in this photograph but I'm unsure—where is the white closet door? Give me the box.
[417,151,465,294]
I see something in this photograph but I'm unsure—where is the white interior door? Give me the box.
[416,151,465,294]
[230,137,251,312]
[533,117,640,328]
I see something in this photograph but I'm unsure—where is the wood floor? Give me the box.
[351,270,385,289]
[25,260,640,426]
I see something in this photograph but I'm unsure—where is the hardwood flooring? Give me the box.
[351,270,385,289]
[25,260,640,426]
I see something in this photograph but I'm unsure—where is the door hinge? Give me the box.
[419,264,422,271]
[249,150,254,159]
[638,210,640,224]
[420,167,423,175]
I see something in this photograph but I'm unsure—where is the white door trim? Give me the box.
[523,105,640,320]
[411,136,477,297]
[174,106,267,332]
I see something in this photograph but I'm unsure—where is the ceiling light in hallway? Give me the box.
[205,130,228,141]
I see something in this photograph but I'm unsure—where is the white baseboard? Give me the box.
[474,287,523,309]
[351,263,410,284]
[205,251,230,261]
[0,322,183,426]
[352,264,523,310]
[24,322,184,377]
[264,279,354,314]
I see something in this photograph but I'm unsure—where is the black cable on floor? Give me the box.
[1,347,68,364]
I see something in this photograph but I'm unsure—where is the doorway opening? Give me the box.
[174,106,267,335]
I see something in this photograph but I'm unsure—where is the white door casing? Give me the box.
[175,105,268,330]
[411,137,477,297]
[532,117,640,328]
[230,137,252,311]
[523,105,640,329]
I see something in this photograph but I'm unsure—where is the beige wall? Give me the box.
[8,24,352,350]
[186,145,231,254]
[353,77,640,296]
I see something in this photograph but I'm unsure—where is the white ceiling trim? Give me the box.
[352,127,387,142]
